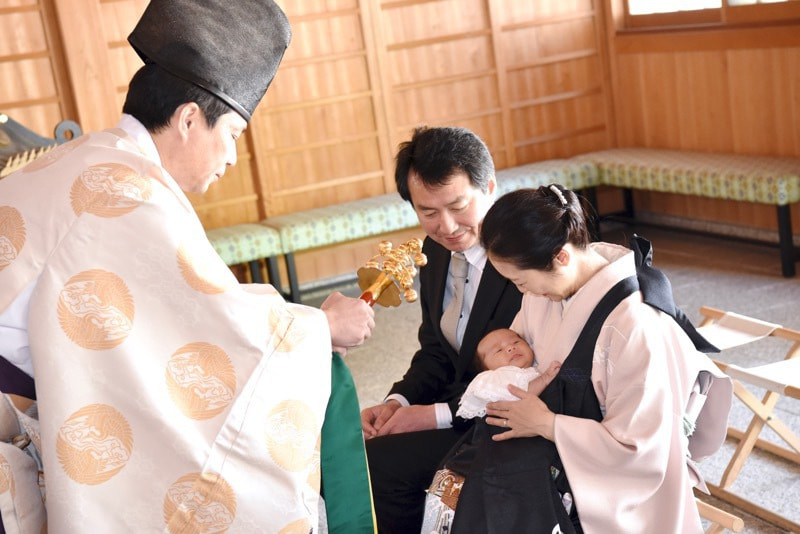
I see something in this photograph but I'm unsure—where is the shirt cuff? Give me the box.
[434,402,453,429]
[384,393,409,407]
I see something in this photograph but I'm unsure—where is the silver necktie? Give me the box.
[441,252,468,350]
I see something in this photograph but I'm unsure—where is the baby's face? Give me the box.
[478,329,535,370]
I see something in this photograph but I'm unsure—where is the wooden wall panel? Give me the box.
[3,0,615,283]
[99,0,149,110]
[373,0,503,165]
[610,25,800,155]
[606,11,800,233]
[0,1,74,138]
[493,0,612,163]
[251,0,389,220]
[729,48,800,156]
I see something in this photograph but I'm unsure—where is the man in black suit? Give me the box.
[360,126,523,532]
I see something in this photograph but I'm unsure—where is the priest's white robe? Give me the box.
[0,122,337,532]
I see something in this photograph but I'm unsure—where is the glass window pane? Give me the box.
[728,0,790,4]
[628,0,721,15]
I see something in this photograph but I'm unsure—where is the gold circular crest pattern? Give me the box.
[56,404,133,485]
[278,519,312,534]
[166,342,237,420]
[57,269,134,350]
[0,453,14,497]
[163,472,236,533]
[177,243,232,295]
[70,161,152,217]
[0,206,25,271]
[265,400,318,472]
[21,135,88,174]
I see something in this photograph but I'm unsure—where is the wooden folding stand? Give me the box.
[696,498,744,534]
[694,305,800,533]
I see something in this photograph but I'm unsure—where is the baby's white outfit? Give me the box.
[456,365,542,419]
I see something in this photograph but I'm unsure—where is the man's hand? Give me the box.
[361,401,437,438]
[321,291,375,355]
[485,360,561,442]
[375,404,437,436]
[361,400,401,439]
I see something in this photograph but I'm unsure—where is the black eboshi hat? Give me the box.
[128,0,291,122]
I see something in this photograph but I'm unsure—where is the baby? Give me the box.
[457,328,560,419]
[422,330,563,532]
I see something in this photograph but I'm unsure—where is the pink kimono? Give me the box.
[511,242,732,533]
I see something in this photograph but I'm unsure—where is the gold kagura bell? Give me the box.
[357,238,427,307]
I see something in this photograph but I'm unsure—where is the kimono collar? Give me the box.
[116,114,162,167]
[114,114,195,214]
[562,241,631,316]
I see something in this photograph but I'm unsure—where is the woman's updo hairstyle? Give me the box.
[480,184,592,271]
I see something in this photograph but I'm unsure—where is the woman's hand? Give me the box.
[484,360,560,442]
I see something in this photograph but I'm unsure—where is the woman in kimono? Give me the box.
[446,184,732,533]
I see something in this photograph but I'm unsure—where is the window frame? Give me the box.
[623,0,800,30]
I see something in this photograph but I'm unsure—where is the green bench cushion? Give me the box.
[261,193,419,253]
[495,159,600,196]
[576,148,800,206]
[206,223,283,265]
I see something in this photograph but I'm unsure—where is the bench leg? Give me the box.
[623,187,635,218]
[266,256,282,293]
[777,204,796,278]
[248,260,264,284]
[284,252,301,303]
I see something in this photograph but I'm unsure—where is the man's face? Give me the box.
[171,108,246,195]
[407,169,495,252]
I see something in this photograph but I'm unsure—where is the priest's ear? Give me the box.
[174,102,203,139]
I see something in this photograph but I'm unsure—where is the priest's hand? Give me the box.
[321,291,375,355]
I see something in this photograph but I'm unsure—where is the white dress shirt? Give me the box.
[386,243,487,428]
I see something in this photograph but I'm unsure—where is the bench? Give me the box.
[205,224,284,287]
[575,148,800,277]
[207,148,800,299]
[258,193,420,302]
[205,159,600,302]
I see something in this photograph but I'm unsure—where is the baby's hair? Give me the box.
[472,351,487,372]
[473,332,493,372]
[472,341,489,371]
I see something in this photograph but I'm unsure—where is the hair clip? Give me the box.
[549,184,567,206]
